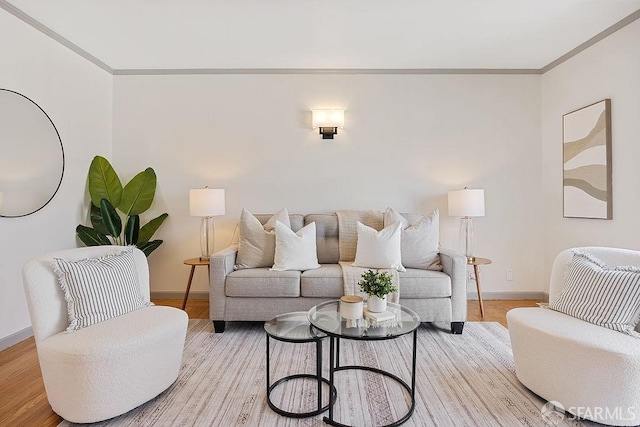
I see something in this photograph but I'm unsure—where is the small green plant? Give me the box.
[76,156,168,257]
[358,269,398,299]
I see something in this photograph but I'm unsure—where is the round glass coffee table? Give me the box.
[264,311,336,418]
[308,301,421,426]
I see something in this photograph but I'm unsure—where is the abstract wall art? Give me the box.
[562,99,612,219]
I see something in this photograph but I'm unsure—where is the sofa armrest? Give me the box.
[209,245,237,321]
[439,247,468,322]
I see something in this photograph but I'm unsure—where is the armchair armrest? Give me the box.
[209,245,237,321]
[439,247,468,322]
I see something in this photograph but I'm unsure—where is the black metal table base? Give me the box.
[266,333,336,418]
[267,374,337,418]
[324,330,418,427]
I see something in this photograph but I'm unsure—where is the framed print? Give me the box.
[563,99,612,219]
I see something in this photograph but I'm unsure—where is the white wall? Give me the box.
[541,19,640,288]
[0,10,113,343]
[113,74,543,297]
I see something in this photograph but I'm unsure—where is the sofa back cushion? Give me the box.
[305,214,339,264]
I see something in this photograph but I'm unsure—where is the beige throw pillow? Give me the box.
[235,208,291,269]
[384,207,441,270]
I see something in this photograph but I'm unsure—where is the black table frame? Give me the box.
[323,329,418,427]
[265,327,337,418]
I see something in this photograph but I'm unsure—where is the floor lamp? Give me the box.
[189,187,225,261]
[448,188,485,260]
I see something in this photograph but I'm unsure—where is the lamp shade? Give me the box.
[448,188,485,217]
[312,109,344,129]
[189,188,225,217]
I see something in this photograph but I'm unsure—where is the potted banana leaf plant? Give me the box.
[76,156,168,257]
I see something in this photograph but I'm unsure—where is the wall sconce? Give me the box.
[189,187,226,261]
[312,109,344,139]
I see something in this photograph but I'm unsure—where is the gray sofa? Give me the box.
[209,212,468,333]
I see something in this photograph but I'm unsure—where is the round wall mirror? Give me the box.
[0,89,64,217]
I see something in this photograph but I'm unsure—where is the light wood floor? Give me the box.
[0,298,538,426]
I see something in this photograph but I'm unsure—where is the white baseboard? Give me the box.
[151,290,549,302]
[0,326,33,351]
[150,291,209,300]
[467,291,548,301]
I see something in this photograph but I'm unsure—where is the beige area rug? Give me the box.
[60,320,588,427]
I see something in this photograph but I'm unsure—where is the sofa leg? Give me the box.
[213,321,226,333]
[451,322,464,334]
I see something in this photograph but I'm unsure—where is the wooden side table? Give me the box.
[467,257,492,318]
[182,258,210,310]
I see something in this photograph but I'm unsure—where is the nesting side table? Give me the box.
[264,312,336,418]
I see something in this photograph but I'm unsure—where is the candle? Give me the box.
[340,295,363,320]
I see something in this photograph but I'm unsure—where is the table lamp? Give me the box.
[189,187,225,261]
[448,187,485,260]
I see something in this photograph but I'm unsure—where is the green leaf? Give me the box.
[88,156,122,207]
[125,215,140,245]
[138,213,168,245]
[100,198,122,238]
[120,168,157,216]
[90,203,109,235]
[138,239,163,257]
[76,225,111,246]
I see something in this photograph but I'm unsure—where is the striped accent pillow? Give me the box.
[549,250,640,335]
[54,247,152,332]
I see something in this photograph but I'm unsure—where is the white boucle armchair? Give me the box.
[507,247,640,426]
[22,246,189,424]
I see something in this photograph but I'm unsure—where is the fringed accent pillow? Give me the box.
[53,247,152,332]
[235,208,291,269]
[549,250,640,336]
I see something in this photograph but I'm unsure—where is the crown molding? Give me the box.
[540,8,640,73]
[2,2,639,77]
[0,0,113,74]
[114,68,541,76]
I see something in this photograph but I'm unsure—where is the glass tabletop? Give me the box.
[308,300,421,340]
[264,311,326,342]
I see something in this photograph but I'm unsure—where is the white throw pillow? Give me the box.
[352,221,405,272]
[384,207,441,270]
[235,208,291,269]
[271,221,321,271]
[549,250,640,336]
[53,247,152,332]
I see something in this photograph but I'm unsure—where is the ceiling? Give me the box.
[4,0,640,72]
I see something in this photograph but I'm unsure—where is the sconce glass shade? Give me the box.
[312,109,345,129]
[448,188,485,259]
[189,188,225,260]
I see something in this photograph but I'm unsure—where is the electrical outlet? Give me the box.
[506,269,514,281]
[468,271,475,282]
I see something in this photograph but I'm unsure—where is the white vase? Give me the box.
[367,295,387,313]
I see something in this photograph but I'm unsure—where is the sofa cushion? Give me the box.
[399,268,451,298]
[305,214,339,264]
[226,268,300,297]
[301,264,343,298]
